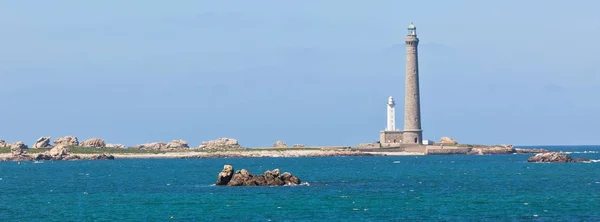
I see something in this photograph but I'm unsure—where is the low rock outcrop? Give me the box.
[131,142,167,150]
[515,148,549,153]
[527,152,590,163]
[106,143,126,149]
[35,145,80,161]
[80,138,106,148]
[9,141,28,150]
[199,138,242,150]
[293,144,305,148]
[54,136,79,146]
[440,137,458,145]
[11,143,27,156]
[88,154,115,160]
[273,141,288,148]
[469,145,515,155]
[166,140,189,149]
[216,165,301,186]
[0,139,7,147]
[33,136,52,148]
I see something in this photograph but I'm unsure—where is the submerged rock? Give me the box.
[215,164,301,186]
[527,152,590,163]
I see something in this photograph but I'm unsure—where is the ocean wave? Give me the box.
[560,151,599,154]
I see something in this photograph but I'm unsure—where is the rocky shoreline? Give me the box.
[0,135,562,162]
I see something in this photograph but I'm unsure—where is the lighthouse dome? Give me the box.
[408,23,416,30]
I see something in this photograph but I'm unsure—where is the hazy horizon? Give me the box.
[1,1,599,147]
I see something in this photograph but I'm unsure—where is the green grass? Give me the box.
[69,146,168,154]
[1,146,336,155]
[243,147,323,151]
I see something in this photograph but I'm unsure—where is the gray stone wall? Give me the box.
[379,131,403,144]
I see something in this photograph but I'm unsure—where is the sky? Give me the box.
[1,0,599,147]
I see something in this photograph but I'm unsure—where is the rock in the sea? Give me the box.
[131,142,167,150]
[54,136,79,146]
[106,143,126,149]
[527,152,590,163]
[88,154,115,160]
[440,137,458,145]
[0,139,7,147]
[80,138,106,148]
[33,136,52,148]
[215,165,301,186]
[166,140,189,149]
[216,164,234,185]
[515,148,549,153]
[293,144,305,148]
[199,138,242,150]
[273,140,288,148]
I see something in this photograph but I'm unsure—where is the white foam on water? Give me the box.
[393,161,400,164]
[561,151,599,154]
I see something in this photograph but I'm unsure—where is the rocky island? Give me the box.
[0,135,558,162]
[527,152,591,163]
[216,164,301,186]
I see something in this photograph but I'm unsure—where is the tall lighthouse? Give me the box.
[402,22,423,144]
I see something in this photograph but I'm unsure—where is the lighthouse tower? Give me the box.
[386,96,396,131]
[402,22,423,144]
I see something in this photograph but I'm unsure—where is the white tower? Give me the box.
[386,96,396,131]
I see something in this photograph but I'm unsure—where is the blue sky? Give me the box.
[1,0,598,147]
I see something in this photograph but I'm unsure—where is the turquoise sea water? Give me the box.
[1,145,599,221]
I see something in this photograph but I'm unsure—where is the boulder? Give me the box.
[293,144,305,148]
[80,138,106,148]
[198,138,242,150]
[48,145,71,158]
[33,136,52,148]
[527,152,590,163]
[10,143,27,156]
[440,137,458,145]
[0,139,6,147]
[216,164,234,185]
[106,143,126,149]
[54,136,79,146]
[166,140,189,149]
[32,144,76,160]
[9,141,28,150]
[131,142,167,150]
[215,165,301,186]
[88,154,115,160]
[273,141,288,148]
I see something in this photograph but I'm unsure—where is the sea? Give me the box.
[1,145,599,221]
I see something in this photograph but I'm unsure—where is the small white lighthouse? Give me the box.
[386,96,396,131]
